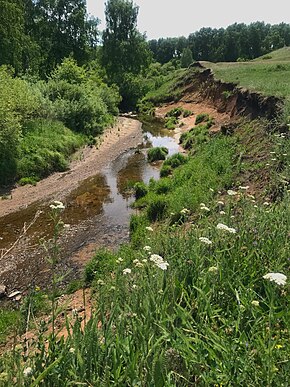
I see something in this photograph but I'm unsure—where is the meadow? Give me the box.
[0,49,289,385]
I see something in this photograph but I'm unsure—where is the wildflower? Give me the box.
[200,205,210,212]
[227,190,238,196]
[208,266,218,273]
[97,279,105,286]
[216,223,237,234]
[209,188,214,192]
[23,367,33,377]
[199,237,212,245]
[275,344,283,349]
[239,185,249,190]
[263,272,287,286]
[142,259,148,263]
[156,261,169,270]
[132,284,138,289]
[145,226,154,232]
[135,262,144,268]
[219,210,226,215]
[271,158,277,161]
[123,268,132,275]
[251,300,260,307]
[116,257,123,264]
[69,347,75,353]
[143,245,151,252]
[200,203,206,207]
[283,153,287,156]
[217,200,225,206]
[270,151,276,154]
[248,194,255,199]
[49,200,65,210]
[180,208,190,214]
[133,259,139,264]
[149,254,164,264]
[263,202,270,206]
[110,286,116,291]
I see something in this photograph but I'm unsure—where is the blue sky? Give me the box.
[86,0,290,40]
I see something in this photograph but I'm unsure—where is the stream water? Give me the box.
[0,118,182,291]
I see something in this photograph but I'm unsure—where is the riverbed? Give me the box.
[0,117,183,294]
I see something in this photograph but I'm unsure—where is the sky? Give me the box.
[86,0,290,40]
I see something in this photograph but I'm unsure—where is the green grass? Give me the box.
[17,119,86,181]
[0,309,20,343]
[207,48,290,119]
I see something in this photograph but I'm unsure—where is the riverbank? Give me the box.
[0,117,143,218]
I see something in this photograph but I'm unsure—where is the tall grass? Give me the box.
[17,119,85,182]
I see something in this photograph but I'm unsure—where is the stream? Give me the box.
[0,118,182,293]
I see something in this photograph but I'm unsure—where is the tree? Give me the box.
[102,0,151,89]
[180,47,193,68]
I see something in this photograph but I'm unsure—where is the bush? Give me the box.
[147,147,169,162]
[18,177,39,186]
[165,107,183,118]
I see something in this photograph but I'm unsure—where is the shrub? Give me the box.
[147,147,169,162]
[18,177,38,186]
[183,109,193,117]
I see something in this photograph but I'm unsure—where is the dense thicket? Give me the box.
[149,22,290,63]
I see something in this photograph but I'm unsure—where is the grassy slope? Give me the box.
[205,47,290,117]
[0,54,289,385]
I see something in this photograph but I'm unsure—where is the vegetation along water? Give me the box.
[0,0,290,385]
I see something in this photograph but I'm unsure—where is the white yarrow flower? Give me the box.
[239,185,249,190]
[219,210,226,215]
[156,261,169,270]
[145,226,154,232]
[23,367,33,377]
[143,246,151,251]
[199,237,212,245]
[123,268,132,275]
[50,200,65,210]
[180,208,190,214]
[227,190,238,196]
[200,205,210,212]
[251,300,260,307]
[216,223,237,234]
[208,266,218,273]
[263,272,287,286]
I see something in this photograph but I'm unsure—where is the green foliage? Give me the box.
[0,309,20,343]
[146,194,169,222]
[84,249,117,284]
[164,116,178,129]
[17,119,85,181]
[165,107,184,118]
[163,153,188,168]
[0,67,44,185]
[134,182,148,199]
[18,177,39,186]
[195,112,210,124]
[147,147,169,162]
[180,47,193,68]
[102,0,151,109]
[160,164,172,177]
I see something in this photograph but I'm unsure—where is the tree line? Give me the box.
[149,22,290,64]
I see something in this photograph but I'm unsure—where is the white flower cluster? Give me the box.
[200,203,210,212]
[263,272,287,286]
[216,223,237,234]
[199,237,212,245]
[227,190,238,196]
[49,200,65,210]
[149,254,169,271]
